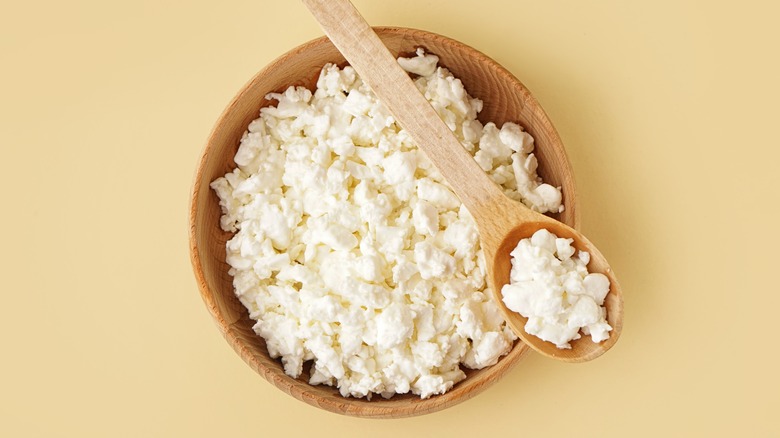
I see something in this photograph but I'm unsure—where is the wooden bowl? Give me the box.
[190,27,579,418]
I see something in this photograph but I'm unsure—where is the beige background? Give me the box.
[2,0,778,436]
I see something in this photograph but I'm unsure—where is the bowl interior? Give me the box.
[190,27,578,418]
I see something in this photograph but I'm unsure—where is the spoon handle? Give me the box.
[302,0,505,215]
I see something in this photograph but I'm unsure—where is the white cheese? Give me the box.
[501,229,612,349]
[211,50,565,399]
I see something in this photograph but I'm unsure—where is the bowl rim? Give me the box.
[189,26,579,418]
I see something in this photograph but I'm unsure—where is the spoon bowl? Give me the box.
[481,196,623,362]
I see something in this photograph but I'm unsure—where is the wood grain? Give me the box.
[190,27,580,417]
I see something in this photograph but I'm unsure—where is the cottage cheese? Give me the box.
[501,229,612,349]
[211,49,562,399]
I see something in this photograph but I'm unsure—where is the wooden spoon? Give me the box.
[302,0,623,362]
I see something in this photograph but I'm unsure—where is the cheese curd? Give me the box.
[501,229,612,349]
[211,49,562,399]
